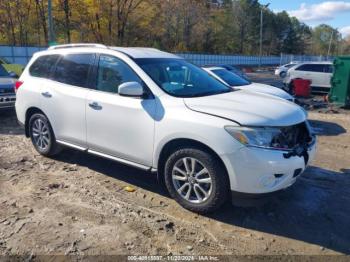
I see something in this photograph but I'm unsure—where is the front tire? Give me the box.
[29,113,62,156]
[164,148,229,214]
[279,71,287,78]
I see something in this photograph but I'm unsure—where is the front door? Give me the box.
[86,54,156,166]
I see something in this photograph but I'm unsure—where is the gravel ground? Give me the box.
[1,80,350,257]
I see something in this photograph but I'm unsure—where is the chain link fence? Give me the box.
[0,45,47,65]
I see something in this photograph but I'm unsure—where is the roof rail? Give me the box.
[48,43,108,50]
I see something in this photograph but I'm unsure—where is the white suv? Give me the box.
[283,62,333,92]
[15,44,316,213]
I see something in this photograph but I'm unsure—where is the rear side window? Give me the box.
[53,53,94,87]
[296,64,324,73]
[29,55,60,78]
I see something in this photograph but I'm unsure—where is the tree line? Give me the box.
[0,0,349,56]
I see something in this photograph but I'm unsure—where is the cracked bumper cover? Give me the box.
[221,138,317,196]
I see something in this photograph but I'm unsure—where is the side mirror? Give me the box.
[9,71,19,78]
[118,81,144,97]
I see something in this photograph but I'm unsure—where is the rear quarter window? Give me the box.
[29,55,60,78]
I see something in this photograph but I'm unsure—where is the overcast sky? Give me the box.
[259,0,350,37]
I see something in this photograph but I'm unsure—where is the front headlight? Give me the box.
[224,126,286,150]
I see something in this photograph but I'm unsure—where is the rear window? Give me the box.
[212,69,250,86]
[52,53,94,88]
[29,55,60,78]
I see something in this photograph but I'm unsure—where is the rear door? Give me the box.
[41,53,95,147]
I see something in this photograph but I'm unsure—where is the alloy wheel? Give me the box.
[172,157,212,204]
[32,118,51,151]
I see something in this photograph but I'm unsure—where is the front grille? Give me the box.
[0,87,15,94]
[271,122,313,150]
[0,96,16,103]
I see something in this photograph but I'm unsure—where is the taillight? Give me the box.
[15,81,23,92]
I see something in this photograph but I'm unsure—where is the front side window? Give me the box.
[53,53,94,87]
[29,55,60,78]
[136,58,232,97]
[95,55,142,94]
[212,69,250,87]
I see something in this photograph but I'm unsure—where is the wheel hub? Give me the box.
[188,176,196,184]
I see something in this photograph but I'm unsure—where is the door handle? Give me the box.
[88,102,102,110]
[41,91,52,98]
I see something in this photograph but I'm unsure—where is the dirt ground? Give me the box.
[1,78,350,257]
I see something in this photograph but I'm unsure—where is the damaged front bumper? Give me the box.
[0,94,16,109]
[221,136,317,197]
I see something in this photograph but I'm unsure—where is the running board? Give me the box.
[88,149,151,171]
[56,140,87,151]
[56,140,154,171]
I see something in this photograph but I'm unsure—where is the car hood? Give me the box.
[0,77,16,88]
[238,83,293,100]
[184,90,306,127]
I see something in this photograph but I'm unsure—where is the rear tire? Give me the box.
[164,147,229,214]
[29,113,62,156]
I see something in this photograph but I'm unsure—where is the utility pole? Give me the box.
[300,26,305,56]
[259,9,263,68]
[48,0,56,46]
[339,33,344,55]
[327,29,335,59]
[259,3,270,69]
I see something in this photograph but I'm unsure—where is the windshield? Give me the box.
[0,65,9,77]
[0,57,11,64]
[212,69,250,87]
[284,63,296,68]
[135,58,232,97]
